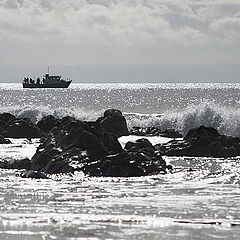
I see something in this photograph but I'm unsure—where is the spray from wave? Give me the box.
[0,105,104,123]
[125,102,240,137]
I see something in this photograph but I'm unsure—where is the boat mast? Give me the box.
[47,66,50,75]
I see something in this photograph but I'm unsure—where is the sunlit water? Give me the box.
[0,139,239,239]
[1,83,240,136]
[0,83,240,239]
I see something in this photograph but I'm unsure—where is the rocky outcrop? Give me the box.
[0,135,11,144]
[97,109,129,137]
[0,112,42,138]
[36,115,58,133]
[0,109,170,177]
[29,112,169,176]
[156,125,240,158]
[0,113,16,132]
[0,158,31,170]
[3,118,41,138]
[0,112,16,123]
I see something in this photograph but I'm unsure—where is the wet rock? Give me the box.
[125,138,155,151]
[0,158,31,170]
[97,109,129,137]
[0,120,7,132]
[185,126,220,142]
[43,148,89,174]
[0,135,11,144]
[218,146,238,158]
[0,113,16,132]
[102,132,123,154]
[0,110,170,177]
[83,150,167,177]
[156,125,240,157]
[3,118,41,138]
[31,143,62,171]
[0,112,16,123]
[37,115,58,133]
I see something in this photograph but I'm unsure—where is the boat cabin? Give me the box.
[45,74,63,84]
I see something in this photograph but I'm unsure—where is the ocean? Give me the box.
[0,83,240,239]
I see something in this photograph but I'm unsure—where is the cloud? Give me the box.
[0,0,239,64]
[210,17,240,43]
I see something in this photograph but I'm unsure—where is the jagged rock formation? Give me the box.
[156,125,240,158]
[0,109,170,177]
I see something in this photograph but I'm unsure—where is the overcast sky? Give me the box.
[0,0,240,82]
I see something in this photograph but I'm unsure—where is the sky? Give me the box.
[0,0,240,82]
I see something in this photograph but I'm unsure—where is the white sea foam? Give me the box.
[118,135,176,148]
[125,101,240,137]
[0,105,104,123]
[0,139,40,160]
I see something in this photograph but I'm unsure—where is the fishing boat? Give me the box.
[22,68,72,88]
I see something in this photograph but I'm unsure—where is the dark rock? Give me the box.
[185,126,220,141]
[102,132,123,153]
[75,131,107,158]
[0,110,170,177]
[161,129,182,138]
[156,125,240,157]
[0,135,11,144]
[218,147,238,158]
[83,150,167,177]
[0,113,16,132]
[97,109,129,137]
[125,138,155,151]
[0,158,31,170]
[31,144,61,171]
[43,148,89,174]
[104,109,123,118]
[37,115,57,133]
[0,120,7,132]
[209,141,222,156]
[0,112,16,123]
[3,118,41,138]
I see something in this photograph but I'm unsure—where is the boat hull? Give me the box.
[22,81,71,88]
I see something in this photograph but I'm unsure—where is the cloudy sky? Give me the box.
[0,0,240,82]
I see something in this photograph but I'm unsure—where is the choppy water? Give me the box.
[1,140,240,239]
[1,83,240,136]
[0,83,240,239]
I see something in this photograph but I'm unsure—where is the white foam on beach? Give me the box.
[0,139,40,160]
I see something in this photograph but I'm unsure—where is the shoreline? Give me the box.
[0,109,240,178]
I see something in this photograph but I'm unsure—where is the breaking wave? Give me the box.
[125,102,240,137]
[0,105,104,123]
[1,102,240,137]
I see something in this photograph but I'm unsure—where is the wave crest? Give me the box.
[125,102,240,137]
[0,105,103,123]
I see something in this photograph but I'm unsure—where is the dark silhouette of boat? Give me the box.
[22,69,72,88]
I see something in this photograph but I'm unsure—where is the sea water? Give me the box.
[0,83,240,239]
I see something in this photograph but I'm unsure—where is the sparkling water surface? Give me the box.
[1,83,240,115]
[0,83,240,239]
[0,150,240,239]
[1,83,240,136]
